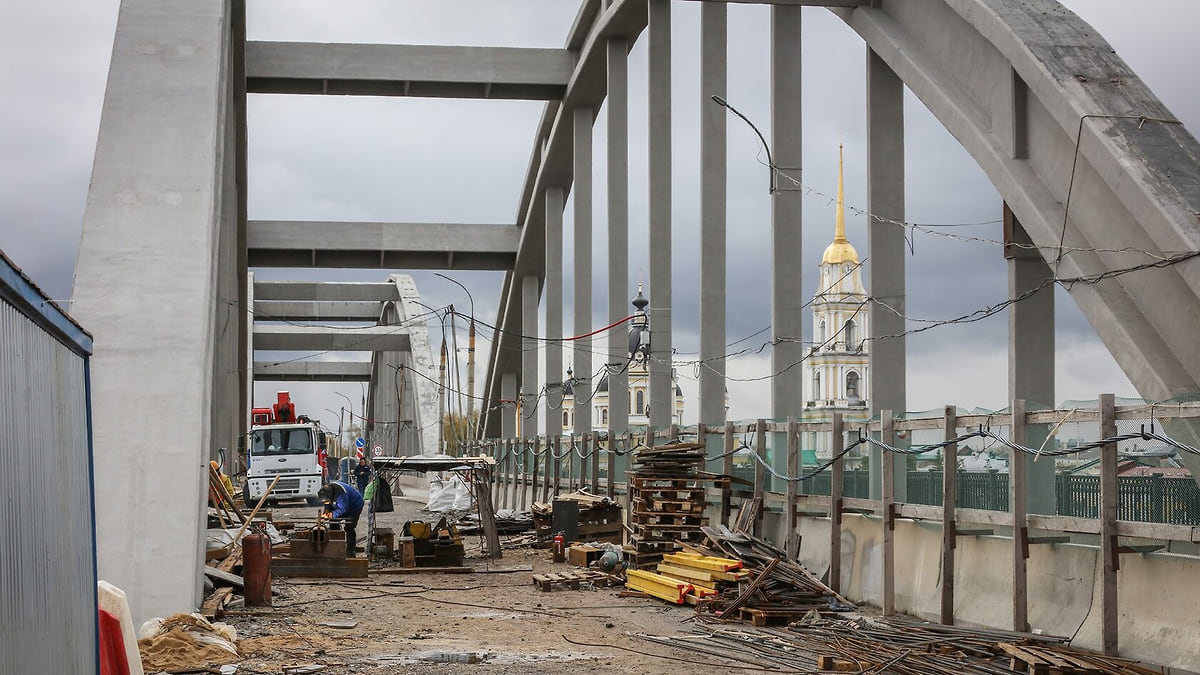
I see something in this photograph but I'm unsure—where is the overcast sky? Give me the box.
[2,1,1198,437]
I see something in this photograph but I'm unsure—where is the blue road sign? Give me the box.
[355,437,366,448]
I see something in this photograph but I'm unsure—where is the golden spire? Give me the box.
[822,143,860,265]
[834,143,847,244]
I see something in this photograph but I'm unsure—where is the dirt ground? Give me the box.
[218,490,764,674]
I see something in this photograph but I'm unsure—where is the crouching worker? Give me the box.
[318,481,364,557]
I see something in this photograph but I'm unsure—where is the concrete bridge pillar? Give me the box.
[647,0,673,430]
[866,48,907,501]
[607,37,630,485]
[544,186,565,439]
[522,274,540,439]
[700,3,728,437]
[573,105,595,436]
[771,6,804,485]
[1007,208,1056,514]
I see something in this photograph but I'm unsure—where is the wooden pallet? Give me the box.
[532,570,623,592]
[737,606,814,627]
[633,498,705,514]
[626,538,678,553]
[624,550,668,570]
[632,512,707,526]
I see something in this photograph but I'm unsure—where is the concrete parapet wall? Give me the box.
[797,514,1200,672]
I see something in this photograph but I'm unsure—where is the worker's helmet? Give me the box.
[317,484,334,503]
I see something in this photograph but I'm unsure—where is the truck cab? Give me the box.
[244,392,324,504]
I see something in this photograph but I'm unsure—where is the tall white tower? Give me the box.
[805,145,871,458]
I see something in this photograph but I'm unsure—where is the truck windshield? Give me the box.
[251,428,314,456]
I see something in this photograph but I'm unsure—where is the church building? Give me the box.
[804,146,871,459]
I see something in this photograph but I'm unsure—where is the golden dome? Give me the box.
[822,143,860,265]
[822,239,860,265]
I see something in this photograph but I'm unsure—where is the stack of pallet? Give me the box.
[624,442,728,569]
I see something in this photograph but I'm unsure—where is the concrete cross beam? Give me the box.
[253,325,412,352]
[246,42,574,100]
[678,0,865,5]
[253,300,382,322]
[254,360,372,381]
[253,281,398,302]
[247,220,519,270]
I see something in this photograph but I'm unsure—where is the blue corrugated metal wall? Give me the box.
[0,256,97,674]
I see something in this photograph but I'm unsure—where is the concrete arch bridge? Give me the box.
[69,0,1200,665]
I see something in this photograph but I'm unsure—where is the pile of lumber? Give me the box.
[624,552,748,605]
[458,509,532,536]
[631,441,706,474]
[684,525,852,625]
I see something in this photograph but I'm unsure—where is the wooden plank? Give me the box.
[1011,398,1029,632]
[217,546,244,574]
[785,416,799,558]
[753,419,767,538]
[1099,393,1118,656]
[553,435,562,497]
[204,565,245,589]
[830,413,844,594]
[579,433,590,492]
[531,437,541,509]
[881,409,895,616]
[956,508,1015,527]
[200,587,234,619]
[474,463,502,559]
[941,404,956,626]
[591,433,601,494]
[842,496,881,514]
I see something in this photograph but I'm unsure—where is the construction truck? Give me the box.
[244,391,327,505]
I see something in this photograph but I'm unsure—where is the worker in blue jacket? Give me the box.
[317,480,365,557]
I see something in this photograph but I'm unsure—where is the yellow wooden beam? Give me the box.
[656,563,714,584]
[663,552,742,572]
[625,569,693,604]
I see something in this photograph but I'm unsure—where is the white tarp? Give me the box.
[425,475,473,512]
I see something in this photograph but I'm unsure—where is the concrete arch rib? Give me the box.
[367,275,438,455]
[485,0,1200,436]
[830,0,1200,402]
[483,0,648,436]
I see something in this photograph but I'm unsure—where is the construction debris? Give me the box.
[531,570,623,592]
[633,616,1163,674]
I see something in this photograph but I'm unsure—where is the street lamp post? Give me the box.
[436,273,477,438]
[334,391,354,450]
[711,94,775,194]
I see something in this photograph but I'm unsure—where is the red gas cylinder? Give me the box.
[243,532,272,606]
[552,534,566,563]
